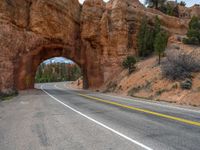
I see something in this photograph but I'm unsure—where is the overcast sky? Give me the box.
[79,0,200,7]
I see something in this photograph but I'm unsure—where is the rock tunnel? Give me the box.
[0,0,189,93]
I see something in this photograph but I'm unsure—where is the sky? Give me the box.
[44,57,74,64]
[79,0,200,7]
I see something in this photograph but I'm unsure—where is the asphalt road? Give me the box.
[0,82,200,150]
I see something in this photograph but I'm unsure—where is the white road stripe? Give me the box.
[41,84,153,150]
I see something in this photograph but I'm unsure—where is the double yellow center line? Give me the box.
[78,93,200,127]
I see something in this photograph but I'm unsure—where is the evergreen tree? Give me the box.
[137,16,162,57]
[154,31,168,64]
[35,62,81,83]
[183,16,200,45]
[154,16,161,35]
[137,18,154,57]
[137,17,147,57]
[136,16,169,65]
[179,1,186,6]
[122,56,137,74]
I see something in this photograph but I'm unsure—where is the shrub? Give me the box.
[161,51,200,80]
[171,82,178,89]
[156,89,166,96]
[183,37,199,45]
[104,81,118,93]
[183,16,200,45]
[122,56,137,74]
[0,90,18,101]
[180,79,192,90]
[128,86,142,96]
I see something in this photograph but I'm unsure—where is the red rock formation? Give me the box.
[83,0,189,84]
[178,5,200,19]
[0,0,198,93]
[0,0,82,92]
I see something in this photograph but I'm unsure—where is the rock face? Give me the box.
[0,0,198,93]
[81,0,189,85]
[178,5,200,19]
[0,0,82,92]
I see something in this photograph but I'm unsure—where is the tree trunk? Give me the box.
[155,0,158,9]
[158,53,161,65]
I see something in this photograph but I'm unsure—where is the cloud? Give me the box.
[79,0,110,4]
[78,0,200,7]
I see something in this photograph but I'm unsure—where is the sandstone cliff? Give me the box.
[0,0,199,94]
[0,0,81,92]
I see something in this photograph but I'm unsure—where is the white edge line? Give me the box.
[41,84,153,150]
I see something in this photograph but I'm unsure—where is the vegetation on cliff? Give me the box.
[137,16,168,64]
[161,51,200,81]
[0,90,18,101]
[137,17,155,57]
[35,62,81,83]
[183,16,200,45]
[154,31,168,64]
[122,56,137,74]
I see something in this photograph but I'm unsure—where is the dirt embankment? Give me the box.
[102,55,200,106]
[72,56,200,107]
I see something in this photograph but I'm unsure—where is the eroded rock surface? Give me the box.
[0,0,199,93]
[0,0,81,92]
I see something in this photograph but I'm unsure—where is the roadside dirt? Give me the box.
[72,56,200,107]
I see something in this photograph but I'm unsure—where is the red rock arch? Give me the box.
[0,0,190,94]
[14,44,89,90]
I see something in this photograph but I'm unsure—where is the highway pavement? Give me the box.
[0,82,200,150]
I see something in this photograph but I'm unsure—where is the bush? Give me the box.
[156,89,166,96]
[180,79,192,90]
[104,81,118,93]
[183,16,200,45]
[161,51,200,80]
[158,2,179,17]
[122,56,137,74]
[0,90,18,101]
[128,86,142,96]
[183,37,199,45]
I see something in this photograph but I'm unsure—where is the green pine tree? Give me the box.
[154,31,168,64]
[183,16,200,45]
[122,56,137,74]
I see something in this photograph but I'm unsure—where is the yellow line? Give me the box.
[78,94,200,127]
